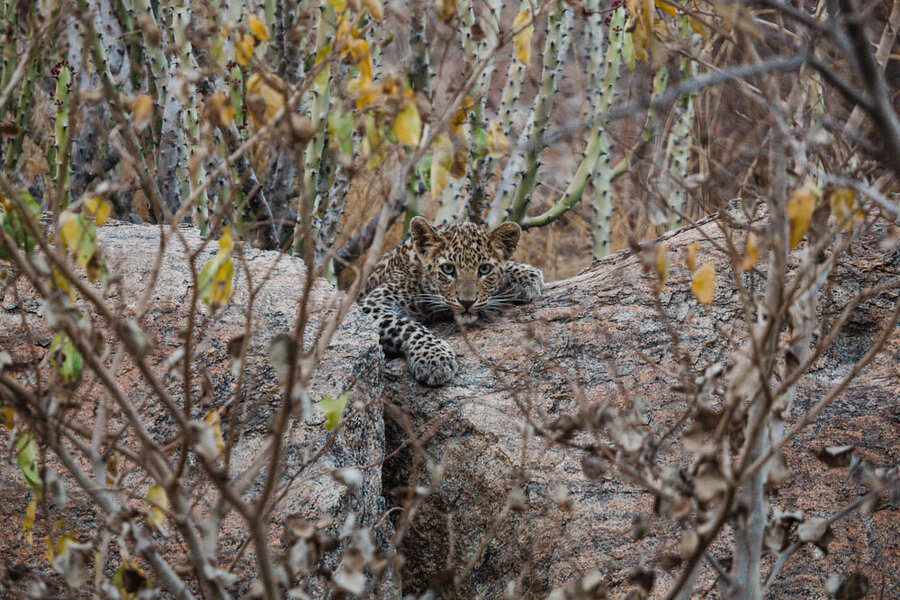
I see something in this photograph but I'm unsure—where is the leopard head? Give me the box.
[409,216,521,324]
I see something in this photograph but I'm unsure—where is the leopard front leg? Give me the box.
[503,261,544,304]
[360,288,458,386]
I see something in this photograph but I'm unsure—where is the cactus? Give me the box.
[173,5,210,235]
[664,10,700,230]
[518,6,624,256]
[489,0,574,225]
[111,0,145,92]
[133,0,167,127]
[49,61,74,207]
[458,0,502,223]
[0,0,17,103]
[4,57,39,172]
[293,1,335,254]
[497,0,530,135]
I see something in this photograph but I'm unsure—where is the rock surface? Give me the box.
[382,215,900,599]
[0,223,398,598]
[2,215,898,599]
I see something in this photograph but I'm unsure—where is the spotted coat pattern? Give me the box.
[359,217,544,386]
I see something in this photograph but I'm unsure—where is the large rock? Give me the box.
[0,222,399,598]
[382,215,900,599]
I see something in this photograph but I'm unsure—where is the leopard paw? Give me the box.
[507,263,544,304]
[407,338,458,387]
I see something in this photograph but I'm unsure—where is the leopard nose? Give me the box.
[459,299,475,312]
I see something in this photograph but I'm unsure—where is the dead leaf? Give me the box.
[786,184,819,249]
[691,263,715,304]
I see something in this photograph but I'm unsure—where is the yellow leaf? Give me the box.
[362,0,384,20]
[58,211,83,253]
[431,135,454,201]
[45,534,55,563]
[54,532,76,557]
[436,0,457,22]
[105,454,119,486]
[209,258,234,305]
[655,244,669,291]
[219,226,234,252]
[235,33,255,66]
[451,96,474,136]
[113,561,148,597]
[315,44,332,66]
[58,213,97,268]
[393,101,421,147]
[246,73,285,125]
[450,143,468,178]
[205,92,234,127]
[84,197,111,226]
[486,121,509,158]
[829,186,856,228]
[691,263,715,304]
[626,0,662,64]
[513,10,533,66]
[786,185,818,249]
[685,241,699,272]
[248,15,269,42]
[204,408,226,454]
[740,232,758,271]
[1,406,13,429]
[349,77,382,110]
[145,484,168,531]
[23,498,36,545]
[655,0,677,18]
[357,52,373,85]
[131,95,153,132]
[689,15,708,38]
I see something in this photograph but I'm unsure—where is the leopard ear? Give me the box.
[489,221,521,260]
[409,216,442,256]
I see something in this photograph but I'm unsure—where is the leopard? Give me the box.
[359,216,544,387]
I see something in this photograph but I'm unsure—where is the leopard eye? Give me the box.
[477,263,493,277]
[440,263,456,277]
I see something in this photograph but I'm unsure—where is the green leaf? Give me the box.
[50,333,83,382]
[472,127,488,159]
[16,434,43,496]
[327,108,355,156]
[416,154,433,192]
[0,191,41,261]
[321,393,349,431]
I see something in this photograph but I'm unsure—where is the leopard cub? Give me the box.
[359,217,544,386]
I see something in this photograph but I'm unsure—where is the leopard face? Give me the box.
[409,217,521,325]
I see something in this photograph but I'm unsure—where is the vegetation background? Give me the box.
[0,0,898,598]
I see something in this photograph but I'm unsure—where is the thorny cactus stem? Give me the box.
[50,61,74,206]
[173,5,210,235]
[498,0,530,135]
[133,0,168,116]
[294,2,335,254]
[522,7,626,237]
[458,0,502,223]
[491,0,573,225]
[0,0,17,104]
[4,57,39,172]
[665,11,700,230]
[111,0,145,92]
[227,62,246,130]
[75,0,166,221]
[588,7,625,258]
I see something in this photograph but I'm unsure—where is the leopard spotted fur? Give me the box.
[359,217,544,386]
